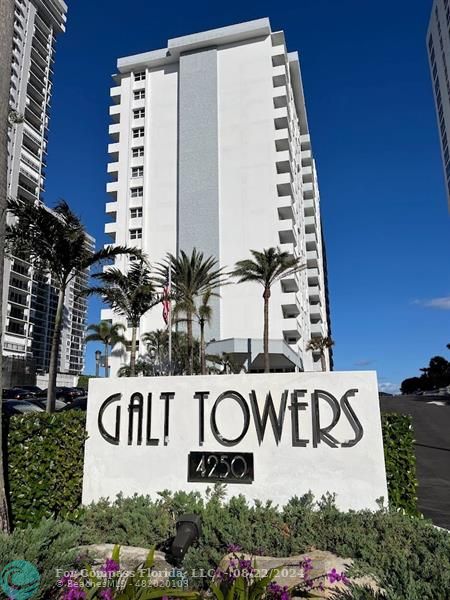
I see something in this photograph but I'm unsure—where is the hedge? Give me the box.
[1,491,449,600]
[5,411,87,527]
[4,411,417,529]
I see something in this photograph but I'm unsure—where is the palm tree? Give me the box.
[158,249,227,375]
[142,329,168,370]
[86,321,127,377]
[233,247,305,373]
[0,0,15,534]
[6,198,138,412]
[307,335,334,371]
[88,258,161,376]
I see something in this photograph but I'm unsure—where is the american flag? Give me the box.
[162,275,171,324]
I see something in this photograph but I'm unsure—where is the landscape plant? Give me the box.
[88,258,161,376]
[233,248,305,373]
[86,321,127,377]
[158,249,227,375]
[6,198,138,410]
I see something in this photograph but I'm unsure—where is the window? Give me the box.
[134,108,145,119]
[130,207,143,218]
[134,90,145,100]
[130,228,142,240]
[131,186,143,197]
[131,166,143,178]
[132,147,144,158]
[134,71,146,81]
[132,127,144,138]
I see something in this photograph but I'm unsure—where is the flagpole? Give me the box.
[168,265,172,375]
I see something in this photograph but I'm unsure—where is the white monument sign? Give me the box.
[82,372,388,510]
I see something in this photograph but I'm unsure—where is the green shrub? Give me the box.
[6,411,87,527]
[5,411,419,532]
[0,518,81,599]
[75,490,450,599]
[381,413,418,515]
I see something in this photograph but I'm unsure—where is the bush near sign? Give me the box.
[82,372,388,510]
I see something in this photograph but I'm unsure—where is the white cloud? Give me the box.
[378,381,400,395]
[414,296,450,310]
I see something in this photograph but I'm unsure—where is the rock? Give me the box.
[75,546,381,598]
[75,544,174,585]
[220,551,381,599]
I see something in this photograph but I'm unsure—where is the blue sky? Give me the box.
[44,0,450,388]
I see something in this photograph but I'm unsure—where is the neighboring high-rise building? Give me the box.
[428,0,450,209]
[3,0,92,377]
[104,18,332,373]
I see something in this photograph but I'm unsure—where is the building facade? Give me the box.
[3,0,91,376]
[104,18,332,373]
[428,0,450,209]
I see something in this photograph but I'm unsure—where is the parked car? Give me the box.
[3,399,44,416]
[2,388,34,400]
[12,385,42,396]
[27,397,67,411]
[59,395,87,412]
[37,387,83,402]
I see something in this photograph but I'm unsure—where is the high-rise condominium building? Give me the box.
[4,0,91,376]
[104,18,332,373]
[428,0,450,209]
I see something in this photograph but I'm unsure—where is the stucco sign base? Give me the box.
[82,371,387,510]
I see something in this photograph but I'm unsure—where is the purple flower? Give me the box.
[267,581,290,600]
[300,557,313,574]
[227,544,242,553]
[63,586,86,600]
[99,590,114,600]
[99,559,120,577]
[327,568,349,585]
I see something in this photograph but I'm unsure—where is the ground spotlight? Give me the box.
[170,513,201,562]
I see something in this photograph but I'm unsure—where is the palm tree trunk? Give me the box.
[320,352,326,372]
[200,319,206,375]
[47,285,66,413]
[0,0,15,534]
[130,326,137,377]
[263,288,270,373]
[104,341,109,377]
[187,310,193,375]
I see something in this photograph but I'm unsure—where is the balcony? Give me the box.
[282,292,300,318]
[274,107,288,130]
[280,274,299,293]
[274,129,289,152]
[277,172,293,197]
[279,226,295,245]
[105,222,117,241]
[303,198,315,217]
[307,268,320,285]
[277,196,294,221]
[307,249,318,267]
[282,318,301,343]
[109,104,120,123]
[305,215,317,233]
[302,165,313,181]
[309,302,322,320]
[107,161,119,182]
[273,85,287,109]
[308,285,320,301]
[108,123,120,142]
[105,201,118,217]
[311,321,325,338]
[303,181,314,199]
[110,85,121,105]
[106,181,118,196]
[273,65,287,87]
[108,142,119,161]
[276,150,291,174]
[23,121,42,145]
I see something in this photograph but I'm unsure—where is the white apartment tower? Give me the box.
[428,0,450,208]
[105,18,332,373]
[4,0,91,376]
